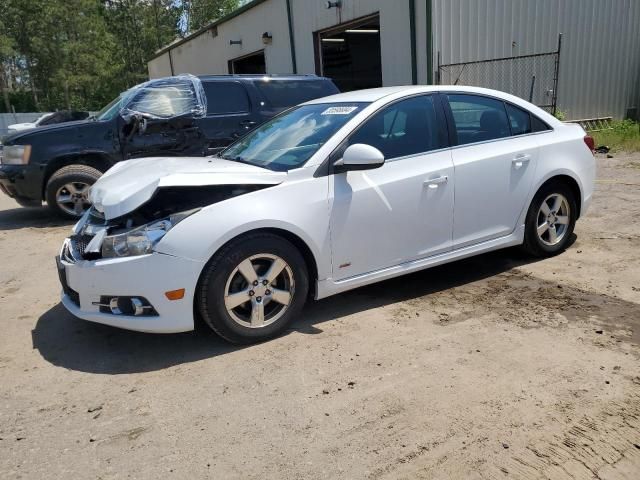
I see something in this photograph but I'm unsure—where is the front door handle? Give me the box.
[424,175,448,189]
[240,120,257,129]
[512,154,531,169]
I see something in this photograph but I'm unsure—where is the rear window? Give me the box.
[203,82,250,114]
[255,80,338,108]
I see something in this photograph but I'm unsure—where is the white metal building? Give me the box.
[148,0,640,120]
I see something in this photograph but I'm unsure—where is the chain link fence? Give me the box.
[437,35,562,115]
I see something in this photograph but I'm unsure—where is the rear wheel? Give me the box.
[197,233,309,344]
[522,182,577,257]
[45,165,102,218]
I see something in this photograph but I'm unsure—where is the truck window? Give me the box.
[255,80,338,108]
[203,82,250,114]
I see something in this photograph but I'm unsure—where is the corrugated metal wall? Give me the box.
[432,0,640,120]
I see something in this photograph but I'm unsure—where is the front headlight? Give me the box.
[0,145,31,165]
[101,209,199,258]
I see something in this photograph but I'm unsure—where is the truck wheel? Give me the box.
[197,233,309,344]
[45,165,102,218]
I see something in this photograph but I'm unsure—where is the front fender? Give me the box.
[155,176,332,280]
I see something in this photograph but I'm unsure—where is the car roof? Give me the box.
[303,85,526,104]
[302,85,561,124]
[198,74,332,83]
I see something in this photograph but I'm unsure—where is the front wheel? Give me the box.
[522,182,577,257]
[197,233,309,344]
[45,165,102,218]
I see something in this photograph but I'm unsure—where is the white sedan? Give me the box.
[57,86,596,343]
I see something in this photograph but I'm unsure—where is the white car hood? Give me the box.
[90,156,286,220]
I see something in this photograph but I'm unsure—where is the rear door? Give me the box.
[444,93,539,249]
[197,80,260,153]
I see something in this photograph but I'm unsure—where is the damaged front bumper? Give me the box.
[57,238,204,333]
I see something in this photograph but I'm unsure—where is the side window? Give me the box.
[505,103,532,135]
[127,86,195,118]
[531,115,551,132]
[346,95,445,160]
[255,80,338,108]
[447,94,510,145]
[203,82,250,115]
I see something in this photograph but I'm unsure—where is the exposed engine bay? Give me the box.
[65,184,273,262]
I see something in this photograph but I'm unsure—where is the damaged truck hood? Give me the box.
[90,156,286,220]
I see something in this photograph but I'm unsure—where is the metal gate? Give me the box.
[437,34,562,115]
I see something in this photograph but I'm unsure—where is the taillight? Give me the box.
[583,135,595,153]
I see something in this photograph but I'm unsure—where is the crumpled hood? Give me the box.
[90,156,286,220]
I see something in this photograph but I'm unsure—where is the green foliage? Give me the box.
[553,109,566,121]
[186,0,239,32]
[592,120,640,153]
[0,0,239,113]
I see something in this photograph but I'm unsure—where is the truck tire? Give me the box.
[45,165,102,219]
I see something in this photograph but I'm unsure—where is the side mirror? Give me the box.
[334,143,385,173]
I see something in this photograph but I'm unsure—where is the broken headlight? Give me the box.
[101,209,199,258]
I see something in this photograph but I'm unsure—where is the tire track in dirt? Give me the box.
[492,393,640,479]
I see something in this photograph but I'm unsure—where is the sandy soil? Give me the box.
[1,153,639,479]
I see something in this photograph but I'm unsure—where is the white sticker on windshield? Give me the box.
[321,106,358,115]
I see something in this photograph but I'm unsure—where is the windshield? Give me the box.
[220,102,367,171]
[96,95,124,121]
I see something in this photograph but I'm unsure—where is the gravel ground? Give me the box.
[1,153,639,479]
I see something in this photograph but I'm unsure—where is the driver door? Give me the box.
[329,95,454,281]
[118,81,204,159]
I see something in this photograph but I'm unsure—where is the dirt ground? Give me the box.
[1,153,639,480]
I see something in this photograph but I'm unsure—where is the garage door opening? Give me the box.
[229,50,266,74]
[316,15,382,92]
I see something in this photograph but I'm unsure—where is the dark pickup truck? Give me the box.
[0,74,338,217]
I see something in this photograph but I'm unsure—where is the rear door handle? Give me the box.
[240,120,257,129]
[512,154,531,169]
[424,175,448,189]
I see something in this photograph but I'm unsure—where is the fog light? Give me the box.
[109,297,122,315]
[94,296,158,316]
[130,297,145,316]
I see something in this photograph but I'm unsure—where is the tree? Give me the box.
[183,0,238,33]
[0,15,14,112]
[0,0,184,112]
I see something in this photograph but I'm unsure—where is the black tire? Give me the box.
[45,165,102,218]
[197,233,309,344]
[522,181,577,257]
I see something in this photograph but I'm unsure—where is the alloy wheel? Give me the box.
[56,182,91,217]
[224,254,295,328]
[536,193,571,246]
